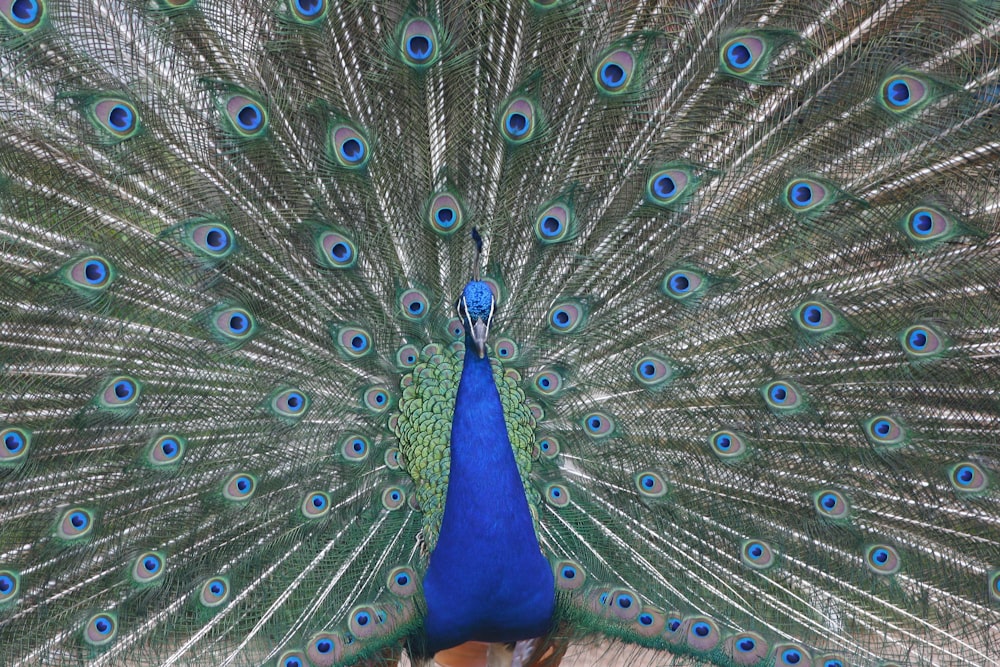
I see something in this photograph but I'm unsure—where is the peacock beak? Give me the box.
[470,320,489,358]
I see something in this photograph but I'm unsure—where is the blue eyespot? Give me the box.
[6,0,43,29]
[633,354,673,388]
[547,300,586,333]
[814,489,850,520]
[316,230,357,269]
[635,471,667,498]
[545,483,570,507]
[223,473,256,501]
[582,411,614,438]
[0,427,30,464]
[865,544,901,574]
[0,570,19,605]
[400,19,438,68]
[500,97,538,144]
[593,49,635,94]
[388,566,418,596]
[84,613,118,646]
[290,0,326,22]
[328,124,369,168]
[879,74,929,113]
[132,551,166,583]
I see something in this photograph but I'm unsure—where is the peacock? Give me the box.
[0,0,998,666]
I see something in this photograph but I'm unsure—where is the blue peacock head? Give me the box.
[457,281,494,359]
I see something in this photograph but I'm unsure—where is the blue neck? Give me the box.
[420,339,555,653]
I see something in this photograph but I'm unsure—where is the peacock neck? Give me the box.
[419,338,555,654]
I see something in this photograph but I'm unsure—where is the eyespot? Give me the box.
[223,94,267,137]
[0,426,30,464]
[537,435,560,460]
[817,655,846,667]
[339,434,370,462]
[864,544,901,575]
[863,415,906,447]
[775,644,811,666]
[709,429,748,461]
[400,18,438,67]
[384,447,401,470]
[794,301,838,333]
[66,256,114,291]
[594,49,635,94]
[316,230,358,269]
[92,99,139,139]
[500,97,538,144]
[493,337,518,360]
[212,306,256,343]
[0,570,20,605]
[306,632,343,667]
[726,632,769,665]
[900,325,944,358]
[545,483,570,507]
[131,551,166,584]
[100,376,140,408]
[443,317,464,340]
[633,607,666,637]
[426,192,465,235]
[399,289,430,322]
[301,491,330,519]
[271,388,309,419]
[741,540,775,570]
[633,354,672,388]
[363,386,392,413]
[721,36,765,75]
[661,269,704,301]
[583,412,615,438]
[903,206,954,244]
[635,471,667,498]
[646,168,693,207]
[328,124,369,169]
[949,462,989,493]
[531,369,563,396]
[58,508,94,540]
[223,473,256,502]
[784,178,828,212]
[147,434,185,466]
[880,74,929,113]
[395,344,420,369]
[604,588,640,621]
[199,576,229,607]
[989,571,1000,602]
[288,0,326,23]
[686,616,721,652]
[382,486,406,510]
[84,612,117,646]
[388,566,418,596]
[2,0,46,31]
[660,616,687,648]
[814,490,850,520]
[348,605,385,638]
[762,380,803,413]
[528,0,566,8]
[182,222,235,259]
[554,560,586,590]
[334,325,372,359]
[534,202,574,243]
[547,300,586,333]
[278,651,307,667]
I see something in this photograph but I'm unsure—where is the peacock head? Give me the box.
[457,281,494,359]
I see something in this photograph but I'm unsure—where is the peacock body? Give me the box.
[0,0,998,666]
